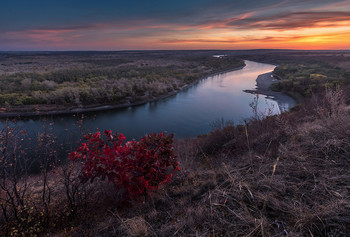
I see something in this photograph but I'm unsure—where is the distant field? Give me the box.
[239,50,350,72]
[1,50,350,112]
[0,51,244,111]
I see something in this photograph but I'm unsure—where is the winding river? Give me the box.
[2,61,295,145]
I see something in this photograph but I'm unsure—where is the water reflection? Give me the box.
[1,60,295,141]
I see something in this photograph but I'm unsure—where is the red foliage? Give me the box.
[69,131,179,199]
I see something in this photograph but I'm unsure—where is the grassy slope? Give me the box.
[90,88,349,236]
[1,51,350,236]
[1,88,349,236]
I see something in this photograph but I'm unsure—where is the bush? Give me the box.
[69,131,180,200]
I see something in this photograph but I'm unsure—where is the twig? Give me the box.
[262,156,280,213]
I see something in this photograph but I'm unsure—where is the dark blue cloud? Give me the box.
[0,0,317,30]
[0,0,216,30]
[1,0,349,50]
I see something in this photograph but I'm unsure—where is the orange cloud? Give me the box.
[2,1,350,51]
[158,31,350,50]
[6,29,73,43]
[191,11,350,31]
[197,12,256,30]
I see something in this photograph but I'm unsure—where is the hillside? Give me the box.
[1,89,349,236]
[1,51,350,236]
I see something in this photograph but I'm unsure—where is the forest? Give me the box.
[0,53,244,111]
[1,50,350,236]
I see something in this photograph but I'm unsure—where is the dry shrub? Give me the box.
[3,88,350,236]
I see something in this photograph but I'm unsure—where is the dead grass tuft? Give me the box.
[122,216,149,237]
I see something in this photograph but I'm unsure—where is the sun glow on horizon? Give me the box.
[1,1,350,50]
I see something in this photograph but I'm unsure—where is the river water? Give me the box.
[2,60,295,145]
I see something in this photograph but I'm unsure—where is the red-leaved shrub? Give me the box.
[69,131,179,200]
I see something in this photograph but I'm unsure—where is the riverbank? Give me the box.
[0,65,245,118]
[2,86,350,236]
[244,72,297,110]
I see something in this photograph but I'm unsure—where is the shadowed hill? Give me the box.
[1,87,349,236]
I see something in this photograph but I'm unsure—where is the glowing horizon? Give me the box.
[1,0,350,51]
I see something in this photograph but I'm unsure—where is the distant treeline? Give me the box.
[238,51,350,100]
[272,63,350,98]
[0,56,244,107]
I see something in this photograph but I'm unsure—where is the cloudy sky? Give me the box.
[1,0,350,50]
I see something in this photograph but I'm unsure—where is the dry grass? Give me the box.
[1,89,350,236]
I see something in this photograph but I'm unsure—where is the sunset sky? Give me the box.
[1,0,350,51]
